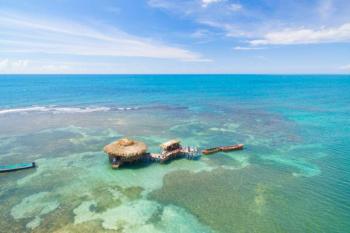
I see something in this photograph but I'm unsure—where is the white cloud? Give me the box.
[250,22,350,45]
[339,64,350,71]
[0,59,105,73]
[0,59,9,70]
[40,64,70,72]
[191,29,209,38]
[197,19,248,38]
[148,0,350,46]
[12,60,29,69]
[148,0,246,40]
[0,58,215,74]
[229,3,242,12]
[233,46,265,50]
[147,0,172,9]
[0,11,206,62]
[201,0,223,8]
[0,59,29,72]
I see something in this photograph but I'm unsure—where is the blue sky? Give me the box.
[0,0,349,74]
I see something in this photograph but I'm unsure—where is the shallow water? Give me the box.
[0,75,349,233]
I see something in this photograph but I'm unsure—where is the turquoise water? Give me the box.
[0,75,349,232]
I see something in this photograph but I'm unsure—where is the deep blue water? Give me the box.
[1,74,349,109]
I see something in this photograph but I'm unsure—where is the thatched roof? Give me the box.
[160,139,180,150]
[104,138,148,160]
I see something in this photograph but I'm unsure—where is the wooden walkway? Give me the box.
[147,146,200,163]
[110,146,202,168]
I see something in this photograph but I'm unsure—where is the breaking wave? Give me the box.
[0,104,189,115]
[0,106,111,115]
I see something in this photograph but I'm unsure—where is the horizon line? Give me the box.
[0,73,349,76]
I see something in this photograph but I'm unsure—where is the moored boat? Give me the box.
[202,147,221,155]
[0,162,36,173]
[202,144,244,155]
[220,144,244,152]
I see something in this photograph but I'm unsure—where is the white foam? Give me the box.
[0,106,50,114]
[0,105,149,115]
[0,106,111,115]
[51,106,111,113]
[116,106,140,111]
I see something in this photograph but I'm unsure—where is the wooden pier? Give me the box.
[106,138,203,168]
[149,146,200,163]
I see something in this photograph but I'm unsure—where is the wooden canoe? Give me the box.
[202,147,221,155]
[0,162,36,173]
[202,144,244,155]
[220,144,244,152]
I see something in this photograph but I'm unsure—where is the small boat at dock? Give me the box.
[221,144,244,152]
[0,162,36,173]
[202,144,244,155]
[202,147,221,155]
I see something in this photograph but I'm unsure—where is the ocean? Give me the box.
[0,74,349,233]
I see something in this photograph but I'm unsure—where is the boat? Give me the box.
[0,162,36,173]
[202,144,244,155]
[202,147,221,155]
[220,144,244,152]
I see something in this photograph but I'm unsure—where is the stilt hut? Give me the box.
[159,139,182,163]
[104,138,148,169]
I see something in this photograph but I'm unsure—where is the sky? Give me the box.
[0,0,350,74]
